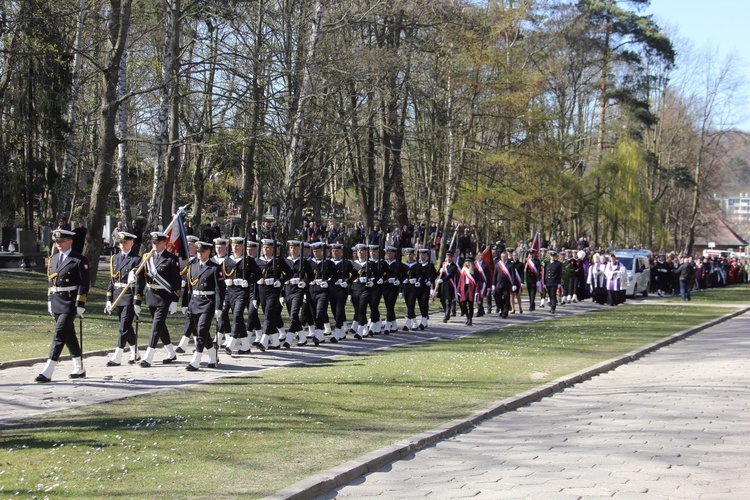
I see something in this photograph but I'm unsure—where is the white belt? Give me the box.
[114,282,128,288]
[192,290,215,296]
[147,284,167,290]
[49,286,78,293]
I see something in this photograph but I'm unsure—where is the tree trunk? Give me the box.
[162,0,181,226]
[115,46,130,225]
[84,0,132,285]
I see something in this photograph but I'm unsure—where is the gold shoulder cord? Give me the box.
[223,260,235,277]
[110,254,120,279]
[188,265,199,288]
[143,253,152,278]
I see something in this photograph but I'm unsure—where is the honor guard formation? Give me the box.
[35,228,750,382]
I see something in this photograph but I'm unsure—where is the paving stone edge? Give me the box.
[267,305,750,500]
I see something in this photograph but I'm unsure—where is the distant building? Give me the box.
[714,193,750,223]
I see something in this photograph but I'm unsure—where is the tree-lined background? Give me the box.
[1,0,746,279]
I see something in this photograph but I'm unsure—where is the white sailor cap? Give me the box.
[118,231,137,241]
[385,245,397,252]
[52,229,76,240]
[353,243,367,251]
[417,248,430,253]
[329,243,343,249]
[213,238,228,246]
[287,239,302,247]
[403,247,415,253]
[150,231,168,242]
[368,245,379,250]
[246,240,259,247]
[196,241,213,251]
[186,235,200,243]
[260,238,275,246]
[230,237,244,244]
[310,241,325,249]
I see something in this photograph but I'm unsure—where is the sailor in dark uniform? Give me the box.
[307,241,334,345]
[381,245,405,333]
[175,234,200,354]
[401,248,421,331]
[350,244,371,339]
[140,232,181,367]
[222,237,260,355]
[282,240,311,347]
[245,240,263,345]
[416,248,436,330]
[328,243,353,342]
[105,231,145,366]
[367,244,387,334]
[434,249,458,323]
[255,239,292,350]
[35,229,90,382]
[544,250,563,313]
[183,241,225,370]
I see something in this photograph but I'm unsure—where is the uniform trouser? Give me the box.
[148,306,172,348]
[417,287,431,319]
[329,287,348,328]
[526,282,538,309]
[284,288,305,332]
[441,286,455,321]
[190,310,215,351]
[246,292,261,331]
[459,300,474,320]
[563,276,577,297]
[300,289,313,327]
[382,285,399,322]
[182,310,196,337]
[259,286,282,334]
[485,291,493,312]
[217,306,231,334]
[225,288,248,338]
[369,286,383,323]
[351,286,370,325]
[310,288,330,329]
[49,309,82,361]
[493,287,510,317]
[403,285,418,319]
[545,283,558,310]
[115,304,137,349]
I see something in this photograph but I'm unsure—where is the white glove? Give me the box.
[409,278,416,284]
[366,281,374,288]
[273,280,281,288]
[536,281,541,288]
[265,278,275,285]
[257,278,264,285]
[512,286,517,292]
[399,292,403,299]
[377,278,384,285]
[340,281,348,288]
[280,296,285,306]
[388,277,395,284]
[76,307,85,318]
[226,279,234,286]
[492,285,496,293]
[168,302,178,315]
[436,278,443,284]
[425,281,431,287]
[47,301,53,316]
[303,295,307,303]
[127,270,137,284]
[241,279,249,288]
[394,279,400,286]
[214,309,222,318]
[134,305,141,317]
[320,281,328,289]
[335,279,342,286]
[290,278,300,285]
[252,300,258,308]
[298,281,306,289]
[348,295,352,304]
[358,277,367,283]
[182,306,188,315]
[415,281,421,288]
[104,301,113,314]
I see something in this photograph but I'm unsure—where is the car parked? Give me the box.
[613,249,651,298]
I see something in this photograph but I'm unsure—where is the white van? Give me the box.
[613,249,652,298]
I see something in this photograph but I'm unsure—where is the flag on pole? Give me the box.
[164,207,190,260]
[531,231,541,254]
[480,244,494,286]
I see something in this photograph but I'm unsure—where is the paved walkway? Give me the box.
[318,312,750,499]
[0,298,602,425]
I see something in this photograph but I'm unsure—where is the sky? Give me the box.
[646,0,750,131]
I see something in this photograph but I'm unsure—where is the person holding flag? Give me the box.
[140,232,181,367]
[434,249,458,323]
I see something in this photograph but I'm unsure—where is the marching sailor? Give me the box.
[401,248,422,331]
[328,243,353,342]
[416,248,436,330]
[222,237,261,355]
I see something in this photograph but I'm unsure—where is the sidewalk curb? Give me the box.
[268,306,750,500]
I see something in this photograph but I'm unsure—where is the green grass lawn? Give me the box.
[0,282,745,498]
[0,269,439,362]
